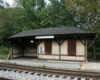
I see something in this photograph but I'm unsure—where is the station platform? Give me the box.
[0,58,100,72]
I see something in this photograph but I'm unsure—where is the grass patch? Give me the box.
[38,65,46,68]
[0,54,8,60]
[80,64,82,67]
[4,61,18,65]
[0,46,10,54]
[0,46,10,60]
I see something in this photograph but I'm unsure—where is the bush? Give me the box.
[0,46,10,54]
[0,54,7,59]
[96,54,100,60]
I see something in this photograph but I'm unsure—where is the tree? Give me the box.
[47,0,79,27]
[0,7,25,46]
[65,0,100,31]
[65,0,100,53]
[15,0,78,29]
[0,0,79,47]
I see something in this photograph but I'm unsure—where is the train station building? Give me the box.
[7,27,95,62]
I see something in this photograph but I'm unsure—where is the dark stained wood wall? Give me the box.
[68,39,76,56]
[45,39,52,54]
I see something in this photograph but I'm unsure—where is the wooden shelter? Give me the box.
[7,27,96,62]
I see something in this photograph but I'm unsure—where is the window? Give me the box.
[45,39,52,54]
[40,47,43,53]
[68,39,76,56]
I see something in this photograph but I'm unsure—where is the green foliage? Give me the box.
[80,64,82,67]
[47,0,78,27]
[65,0,100,31]
[0,46,10,54]
[15,0,78,29]
[0,46,10,60]
[0,0,100,54]
[65,0,100,52]
[4,61,17,65]
[0,54,7,59]
[88,34,100,52]
[38,65,46,68]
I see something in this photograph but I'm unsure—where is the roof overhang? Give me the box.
[5,33,96,41]
[5,27,96,41]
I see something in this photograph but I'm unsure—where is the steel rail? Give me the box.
[0,63,100,79]
[0,78,10,80]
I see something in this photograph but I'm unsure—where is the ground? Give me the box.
[0,58,100,72]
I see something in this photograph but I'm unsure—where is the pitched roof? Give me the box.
[7,27,95,39]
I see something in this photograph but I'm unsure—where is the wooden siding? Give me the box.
[23,40,37,57]
[52,40,59,54]
[12,40,37,58]
[38,41,44,54]
[76,39,85,55]
[13,54,23,58]
[38,39,86,61]
[61,40,68,55]
[39,55,59,59]
[12,43,23,58]
[24,52,37,57]
[61,56,85,61]
[13,45,23,54]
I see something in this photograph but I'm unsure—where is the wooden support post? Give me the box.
[11,47,13,60]
[85,39,88,63]
[10,43,13,60]
[59,45,61,60]
[34,39,42,60]
[77,36,85,46]
[37,45,39,59]
[58,37,61,60]
[8,41,13,60]
[54,36,67,60]
[93,39,96,60]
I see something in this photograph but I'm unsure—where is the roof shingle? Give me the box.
[7,27,95,39]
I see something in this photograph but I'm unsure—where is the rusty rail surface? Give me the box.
[0,77,10,80]
[0,63,100,79]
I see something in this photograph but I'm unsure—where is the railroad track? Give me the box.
[0,63,100,80]
[0,77,10,80]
